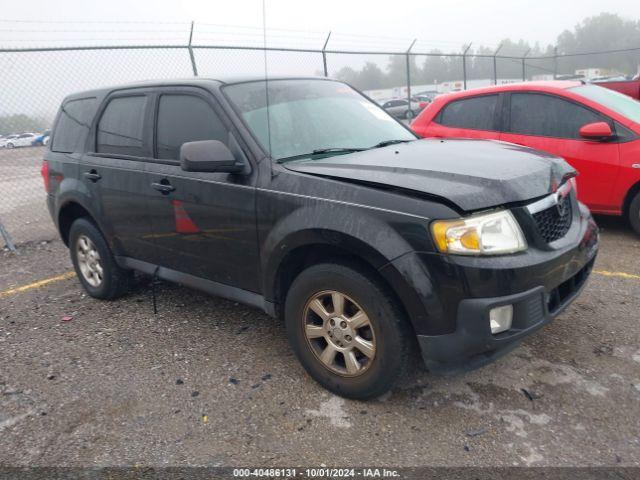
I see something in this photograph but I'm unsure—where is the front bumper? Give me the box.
[418,256,595,374]
[384,200,599,374]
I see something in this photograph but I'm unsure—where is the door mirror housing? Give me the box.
[579,121,614,141]
[180,140,244,173]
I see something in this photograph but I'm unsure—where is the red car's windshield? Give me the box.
[571,84,640,124]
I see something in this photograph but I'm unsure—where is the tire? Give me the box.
[284,263,412,400]
[69,218,133,299]
[629,191,640,236]
[404,109,414,120]
[6,143,14,149]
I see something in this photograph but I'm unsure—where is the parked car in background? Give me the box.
[411,81,640,234]
[32,129,51,146]
[3,132,37,148]
[44,77,597,399]
[413,91,438,103]
[594,79,640,100]
[0,134,18,148]
[381,98,423,119]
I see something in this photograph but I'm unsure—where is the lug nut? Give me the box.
[340,321,347,328]
[345,335,352,341]
[330,319,335,326]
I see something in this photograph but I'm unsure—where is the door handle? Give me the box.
[151,181,175,194]
[83,170,101,182]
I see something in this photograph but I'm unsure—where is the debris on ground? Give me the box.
[466,427,487,437]
[521,388,542,401]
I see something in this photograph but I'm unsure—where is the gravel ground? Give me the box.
[0,147,56,247]
[1,216,639,468]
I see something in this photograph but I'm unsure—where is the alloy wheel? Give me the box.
[303,290,376,377]
[76,234,103,287]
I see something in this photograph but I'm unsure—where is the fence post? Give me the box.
[188,21,198,77]
[462,43,472,90]
[322,31,331,77]
[493,43,503,85]
[0,218,16,252]
[553,46,558,79]
[406,39,417,112]
[522,48,531,81]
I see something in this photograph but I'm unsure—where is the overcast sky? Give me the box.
[1,0,638,120]
[2,0,639,52]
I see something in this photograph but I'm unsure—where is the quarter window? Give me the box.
[508,93,603,139]
[52,97,97,153]
[156,94,228,160]
[438,95,498,131]
[97,96,147,157]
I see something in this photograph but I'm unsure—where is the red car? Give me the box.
[411,81,640,234]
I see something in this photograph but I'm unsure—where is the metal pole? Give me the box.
[188,21,198,77]
[493,43,503,85]
[0,219,16,252]
[553,46,558,79]
[406,39,417,111]
[522,48,531,81]
[462,43,472,90]
[322,31,331,77]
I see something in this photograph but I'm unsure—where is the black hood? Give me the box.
[283,138,575,212]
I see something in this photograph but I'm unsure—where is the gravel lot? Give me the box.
[1,215,639,468]
[0,147,55,247]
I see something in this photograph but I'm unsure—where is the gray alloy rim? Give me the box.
[303,290,376,377]
[76,234,103,287]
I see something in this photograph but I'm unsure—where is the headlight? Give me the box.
[431,210,527,255]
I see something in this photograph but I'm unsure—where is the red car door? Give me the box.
[418,94,501,140]
[499,92,620,214]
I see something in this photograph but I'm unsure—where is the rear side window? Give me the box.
[52,97,96,153]
[438,95,498,130]
[156,94,228,160]
[508,93,603,139]
[97,96,147,156]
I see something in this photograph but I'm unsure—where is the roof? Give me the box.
[64,76,334,101]
[436,80,583,100]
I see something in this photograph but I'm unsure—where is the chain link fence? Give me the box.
[1,25,639,249]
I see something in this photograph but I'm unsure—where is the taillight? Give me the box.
[419,101,427,109]
[41,160,50,193]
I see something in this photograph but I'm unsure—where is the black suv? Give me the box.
[44,77,599,399]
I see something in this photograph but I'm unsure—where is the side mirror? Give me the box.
[180,140,244,173]
[579,122,613,141]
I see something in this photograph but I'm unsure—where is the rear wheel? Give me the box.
[69,218,133,299]
[284,263,412,400]
[629,191,640,235]
[405,109,414,120]
[6,143,14,149]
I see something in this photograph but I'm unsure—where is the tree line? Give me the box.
[334,13,640,90]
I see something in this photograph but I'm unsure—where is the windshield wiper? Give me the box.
[371,139,412,148]
[277,147,366,163]
[312,147,367,155]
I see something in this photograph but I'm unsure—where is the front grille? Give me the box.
[532,194,572,243]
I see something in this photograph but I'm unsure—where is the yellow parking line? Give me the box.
[594,270,640,280]
[0,271,76,298]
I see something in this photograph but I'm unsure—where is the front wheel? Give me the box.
[629,191,640,235]
[284,263,412,400]
[404,109,414,120]
[6,143,14,149]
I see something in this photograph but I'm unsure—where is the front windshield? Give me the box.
[223,79,416,161]
[570,84,640,124]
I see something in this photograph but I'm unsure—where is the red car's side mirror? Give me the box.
[579,121,614,141]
